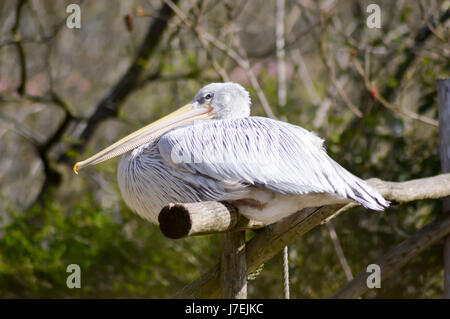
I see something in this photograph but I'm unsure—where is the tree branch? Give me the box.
[327,221,353,281]
[164,0,276,119]
[382,8,450,102]
[57,1,179,164]
[366,174,450,203]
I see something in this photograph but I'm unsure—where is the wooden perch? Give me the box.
[160,174,450,239]
[328,213,450,299]
[171,173,450,298]
[367,174,450,203]
[158,202,265,239]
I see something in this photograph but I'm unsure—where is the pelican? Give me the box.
[74,82,389,224]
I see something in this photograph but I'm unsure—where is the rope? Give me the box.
[282,245,290,299]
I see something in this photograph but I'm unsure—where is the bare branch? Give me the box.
[57,1,179,165]
[276,0,286,108]
[327,221,353,281]
[164,0,276,119]
[366,174,450,203]
[351,58,439,127]
[318,26,363,118]
[382,8,450,102]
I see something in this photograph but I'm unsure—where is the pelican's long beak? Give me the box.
[73,103,214,174]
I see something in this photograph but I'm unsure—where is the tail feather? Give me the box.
[330,159,390,211]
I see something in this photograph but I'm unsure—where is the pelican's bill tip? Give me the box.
[73,163,79,175]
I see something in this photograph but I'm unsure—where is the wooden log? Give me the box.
[328,213,450,299]
[438,78,450,298]
[158,201,264,239]
[172,173,450,298]
[366,174,450,203]
[221,231,247,298]
[159,174,450,239]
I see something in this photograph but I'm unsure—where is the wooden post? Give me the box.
[438,78,450,298]
[221,230,247,298]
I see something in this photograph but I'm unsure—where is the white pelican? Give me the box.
[74,82,389,224]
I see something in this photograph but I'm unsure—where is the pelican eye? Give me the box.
[204,93,214,100]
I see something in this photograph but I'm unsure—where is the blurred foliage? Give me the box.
[0,0,449,298]
[0,196,220,298]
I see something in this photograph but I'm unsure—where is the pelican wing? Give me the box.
[158,117,387,209]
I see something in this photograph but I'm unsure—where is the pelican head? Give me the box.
[193,82,251,119]
[73,82,251,174]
